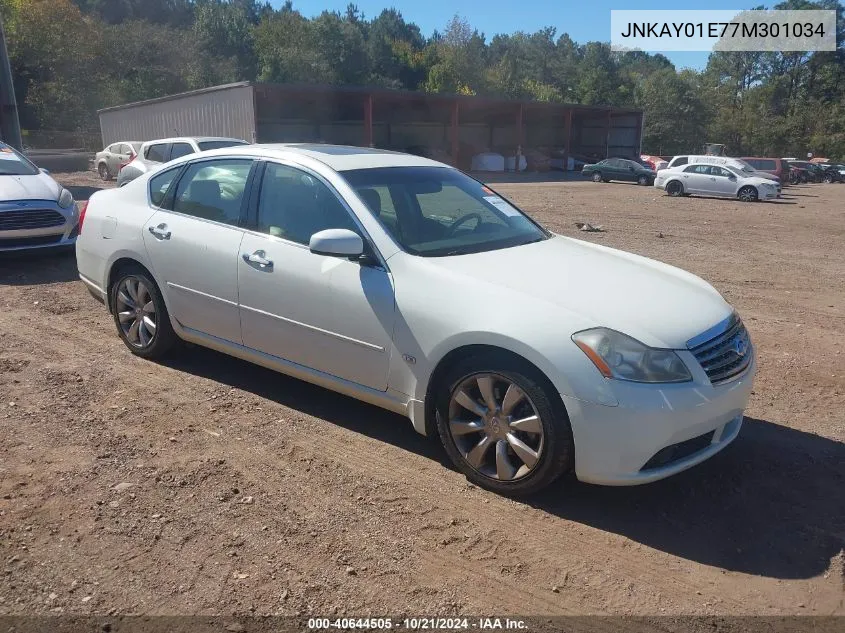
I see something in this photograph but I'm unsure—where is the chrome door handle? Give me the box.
[148,224,171,240]
[243,251,273,269]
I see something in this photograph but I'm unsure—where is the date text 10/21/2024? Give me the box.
[307,618,529,630]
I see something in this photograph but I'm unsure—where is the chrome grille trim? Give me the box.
[687,313,753,385]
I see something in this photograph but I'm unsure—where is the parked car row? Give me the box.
[98,136,251,186]
[588,150,843,201]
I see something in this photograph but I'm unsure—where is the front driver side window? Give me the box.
[172,159,254,226]
[256,163,358,245]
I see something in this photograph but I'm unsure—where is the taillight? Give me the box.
[119,153,137,172]
[77,200,88,234]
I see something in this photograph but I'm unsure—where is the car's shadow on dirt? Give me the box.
[164,345,843,582]
[163,345,452,469]
[0,249,78,285]
[531,417,845,581]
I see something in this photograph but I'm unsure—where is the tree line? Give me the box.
[1,0,843,158]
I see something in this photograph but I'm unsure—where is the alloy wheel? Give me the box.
[115,276,157,348]
[738,186,758,202]
[98,164,109,180]
[447,373,545,481]
[592,172,602,182]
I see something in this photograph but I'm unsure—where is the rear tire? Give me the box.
[435,352,574,497]
[110,265,177,359]
[98,163,111,181]
[738,185,758,202]
[666,180,684,197]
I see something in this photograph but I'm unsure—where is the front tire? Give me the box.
[666,180,684,197]
[110,267,177,359]
[738,185,758,202]
[435,353,574,496]
[591,172,603,183]
[637,174,649,186]
[98,163,111,181]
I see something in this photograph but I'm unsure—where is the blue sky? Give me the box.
[272,0,764,70]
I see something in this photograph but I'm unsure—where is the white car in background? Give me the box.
[95,141,142,181]
[0,142,79,252]
[116,137,249,187]
[667,154,781,193]
[76,144,755,495]
[655,162,779,202]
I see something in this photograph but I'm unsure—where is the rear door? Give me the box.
[142,157,256,344]
[681,165,709,194]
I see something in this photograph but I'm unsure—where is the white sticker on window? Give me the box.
[483,195,520,217]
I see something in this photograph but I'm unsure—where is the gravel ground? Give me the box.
[0,174,843,618]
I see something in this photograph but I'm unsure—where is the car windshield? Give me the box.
[198,140,249,151]
[341,166,549,257]
[0,143,39,176]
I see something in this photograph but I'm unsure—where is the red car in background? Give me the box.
[740,157,789,183]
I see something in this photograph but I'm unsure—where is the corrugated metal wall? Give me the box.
[98,84,255,146]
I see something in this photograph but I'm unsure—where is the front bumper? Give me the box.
[565,353,756,486]
[0,200,79,252]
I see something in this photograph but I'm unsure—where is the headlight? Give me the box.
[58,188,74,209]
[571,328,692,383]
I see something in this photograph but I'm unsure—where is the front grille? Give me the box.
[689,315,753,384]
[0,208,66,231]
[641,430,715,471]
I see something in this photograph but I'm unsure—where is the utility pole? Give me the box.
[0,13,23,151]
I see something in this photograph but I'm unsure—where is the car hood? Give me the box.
[0,172,61,201]
[424,235,732,349]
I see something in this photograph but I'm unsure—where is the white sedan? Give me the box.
[655,163,778,201]
[76,144,755,495]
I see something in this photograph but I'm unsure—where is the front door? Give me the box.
[142,157,256,344]
[237,161,396,391]
[708,166,739,196]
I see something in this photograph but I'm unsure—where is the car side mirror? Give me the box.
[40,168,50,175]
[309,228,364,259]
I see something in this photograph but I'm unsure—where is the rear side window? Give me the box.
[198,140,249,151]
[149,167,181,207]
[757,159,776,170]
[170,143,194,160]
[673,156,688,166]
[145,144,169,163]
[172,159,254,226]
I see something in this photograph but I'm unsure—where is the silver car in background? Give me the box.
[0,142,79,252]
[116,137,250,187]
[95,141,142,181]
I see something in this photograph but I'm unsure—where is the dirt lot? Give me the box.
[1,174,843,618]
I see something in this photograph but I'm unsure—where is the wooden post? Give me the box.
[364,94,373,148]
[450,100,460,168]
[563,109,572,171]
[516,103,524,172]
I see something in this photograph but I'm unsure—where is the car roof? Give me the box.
[142,137,247,146]
[196,143,449,171]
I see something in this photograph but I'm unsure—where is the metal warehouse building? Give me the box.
[98,82,643,170]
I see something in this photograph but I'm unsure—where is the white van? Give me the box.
[667,155,781,192]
